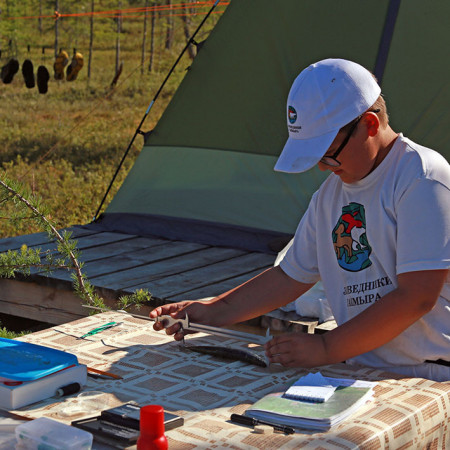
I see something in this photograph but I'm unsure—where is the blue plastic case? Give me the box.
[0,338,79,381]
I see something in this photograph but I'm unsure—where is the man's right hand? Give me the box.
[149,300,212,341]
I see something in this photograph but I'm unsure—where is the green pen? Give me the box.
[78,321,121,339]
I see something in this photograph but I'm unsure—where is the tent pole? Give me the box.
[93,0,221,222]
[373,0,401,84]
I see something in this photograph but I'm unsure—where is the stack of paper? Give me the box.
[246,372,376,431]
[283,372,337,402]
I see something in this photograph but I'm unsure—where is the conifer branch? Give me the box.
[0,174,151,313]
[0,177,93,300]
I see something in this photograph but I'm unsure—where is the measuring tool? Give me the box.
[156,313,272,346]
[82,306,272,346]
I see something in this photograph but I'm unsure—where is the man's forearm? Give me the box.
[209,266,313,327]
[322,270,447,364]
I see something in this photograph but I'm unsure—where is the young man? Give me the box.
[150,59,450,381]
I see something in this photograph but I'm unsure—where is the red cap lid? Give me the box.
[140,405,165,438]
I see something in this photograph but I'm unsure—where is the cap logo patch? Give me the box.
[288,106,297,124]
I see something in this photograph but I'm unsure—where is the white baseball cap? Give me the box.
[274,58,381,173]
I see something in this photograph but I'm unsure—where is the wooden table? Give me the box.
[7,312,450,449]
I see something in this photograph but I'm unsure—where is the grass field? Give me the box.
[0,1,227,336]
[0,1,225,238]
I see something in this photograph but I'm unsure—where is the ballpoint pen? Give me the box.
[230,413,295,434]
[77,322,122,339]
[87,367,123,379]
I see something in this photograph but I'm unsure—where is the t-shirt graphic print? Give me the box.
[332,202,372,272]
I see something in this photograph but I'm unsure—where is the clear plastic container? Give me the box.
[57,390,112,418]
[15,417,93,450]
[77,390,111,410]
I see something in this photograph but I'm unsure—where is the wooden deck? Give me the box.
[0,225,331,333]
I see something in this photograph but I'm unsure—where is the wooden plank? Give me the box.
[0,278,86,324]
[28,231,143,276]
[91,246,245,290]
[74,236,168,261]
[20,231,137,261]
[34,231,138,255]
[261,309,319,334]
[0,277,148,325]
[0,225,98,252]
[42,240,209,282]
[64,231,137,249]
[169,267,269,301]
[315,320,337,334]
[125,252,275,299]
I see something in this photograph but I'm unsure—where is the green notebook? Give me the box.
[246,375,375,431]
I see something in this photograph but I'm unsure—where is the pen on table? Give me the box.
[77,322,122,340]
[87,367,123,380]
[230,413,295,435]
[87,372,112,380]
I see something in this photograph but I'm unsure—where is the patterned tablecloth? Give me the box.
[11,312,450,449]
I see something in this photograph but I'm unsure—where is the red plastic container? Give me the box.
[137,405,168,450]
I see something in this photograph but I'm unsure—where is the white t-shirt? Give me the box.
[280,134,450,370]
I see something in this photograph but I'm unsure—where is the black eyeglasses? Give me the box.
[319,109,380,167]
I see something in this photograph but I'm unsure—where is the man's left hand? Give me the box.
[265,332,328,368]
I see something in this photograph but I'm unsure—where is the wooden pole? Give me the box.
[88,0,94,79]
[149,1,156,72]
[165,0,173,50]
[115,1,121,75]
[182,0,195,60]
[141,0,149,74]
[39,0,43,35]
[54,0,59,58]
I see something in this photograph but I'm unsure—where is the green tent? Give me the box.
[98,0,450,253]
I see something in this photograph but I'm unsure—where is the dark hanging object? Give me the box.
[22,59,35,88]
[37,65,50,94]
[1,58,19,84]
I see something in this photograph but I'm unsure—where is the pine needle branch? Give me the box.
[0,175,96,306]
[0,174,151,313]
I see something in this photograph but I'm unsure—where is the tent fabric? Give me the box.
[142,0,388,154]
[107,146,325,235]
[102,0,450,251]
[379,2,450,150]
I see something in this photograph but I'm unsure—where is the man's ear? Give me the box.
[364,112,380,137]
